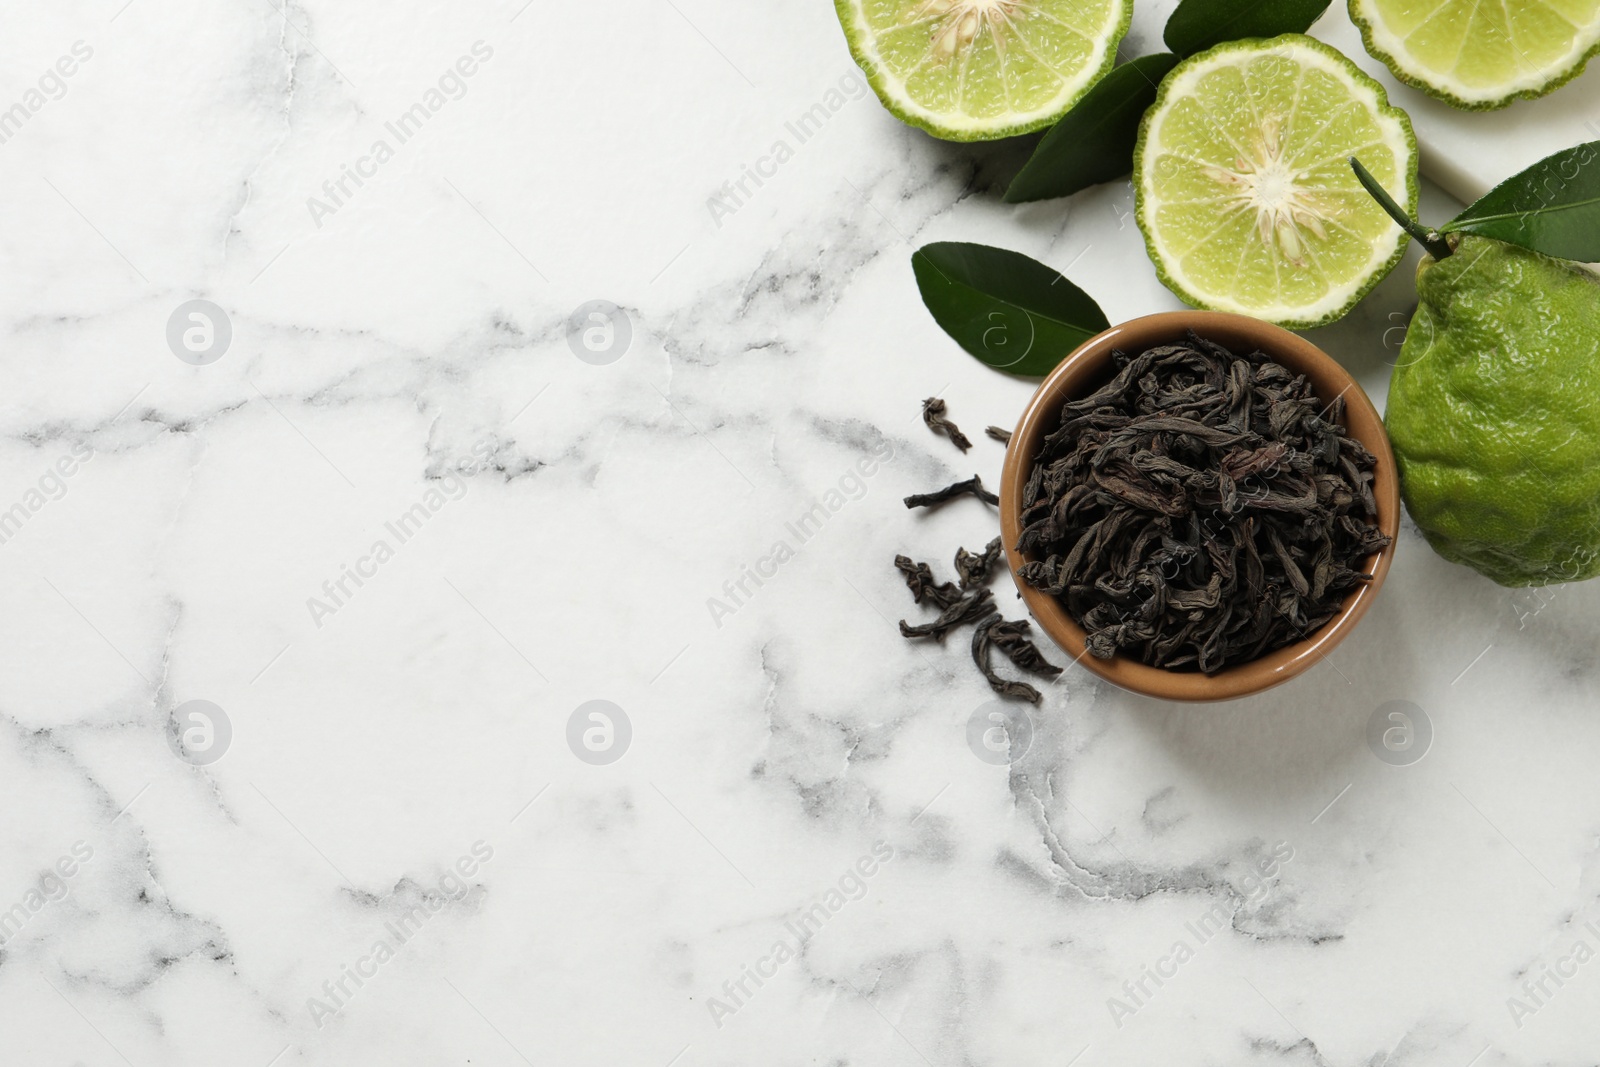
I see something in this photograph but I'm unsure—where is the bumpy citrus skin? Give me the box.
[1387,236,1600,586]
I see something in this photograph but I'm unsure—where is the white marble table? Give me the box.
[4,1,1599,1065]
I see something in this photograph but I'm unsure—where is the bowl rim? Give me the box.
[998,310,1399,703]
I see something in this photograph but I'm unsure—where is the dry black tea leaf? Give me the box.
[895,536,1000,640]
[922,397,973,452]
[953,536,1003,588]
[905,475,999,510]
[1014,331,1390,675]
[971,614,1062,703]
[896,539,1058,699]
[985,426,1012,443]
[989,617,1062,680]
[894,555,962,608]
[898,587,995,640]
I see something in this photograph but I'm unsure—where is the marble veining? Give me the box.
[3,0,1600,1065]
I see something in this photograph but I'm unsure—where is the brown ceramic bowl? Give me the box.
[1000,311,1399,703]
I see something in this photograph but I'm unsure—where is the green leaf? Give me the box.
[911,242,1109,377]
[1163,0,1330,56]
[1005,54,1181,204]
[1441,140,1600,261]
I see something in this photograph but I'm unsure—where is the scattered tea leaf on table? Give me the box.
[912,242,1109,377]
[973,615,1053,703]
[904,474,999,509]
[921,397,972,452]
[986,617,1062,681]
[1004,53,1181,203]
[896,539,1059,701]
[895,540,997,640]
[1441,140,1600,262]
[954,537,1004,586]
[898,586,995,639]
[1163,0,1330,56]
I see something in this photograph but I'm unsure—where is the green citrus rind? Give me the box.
[834,0,1133,142]
[1133,34,1420,330]
[1349,0,1600,110]
[1387,237,1600,586]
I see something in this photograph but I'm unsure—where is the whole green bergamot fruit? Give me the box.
[1387,235,1600,586]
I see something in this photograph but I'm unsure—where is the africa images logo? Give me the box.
[306,41,495,228]
[306,841,494,1029]
[704,841,894,1029]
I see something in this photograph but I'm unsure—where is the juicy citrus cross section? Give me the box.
[1134,35,1419,329]
[1351,0,1600,109]
[835,0,1132,140]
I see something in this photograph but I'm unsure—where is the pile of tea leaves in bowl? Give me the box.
[1016,332,1391,674]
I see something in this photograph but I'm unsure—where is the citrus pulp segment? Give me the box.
[1134,35,1419,329]
[1350,0,1600,108]
[835,0,1132,140]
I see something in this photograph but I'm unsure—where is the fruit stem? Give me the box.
[1349,156,1452,260]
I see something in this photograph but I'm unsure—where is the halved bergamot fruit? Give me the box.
[1350,0,1600,109]
[835,0,1132,141]
[1134,34,1419,329]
